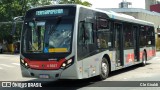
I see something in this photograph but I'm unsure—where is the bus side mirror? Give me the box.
[11,16,24,35]
[14,16,24,21]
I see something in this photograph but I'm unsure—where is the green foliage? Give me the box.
[0,0,92,44]
[59,0,92,7]
[0,23,13,43]
[0,0,25,43]
[27,0,53,8]
[0,0,53,43]
[0,0,24,21]
[0,22,22,44]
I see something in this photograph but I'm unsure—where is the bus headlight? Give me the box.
[61,58,74,70]
[62,63,66,67]
[25,62,28,67]
[23,62,29,68]
[20,58,30,69]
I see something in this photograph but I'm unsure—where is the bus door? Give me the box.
[115,23,124,66]
[133,26,140,62]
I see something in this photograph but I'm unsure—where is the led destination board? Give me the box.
[36,9,68,16]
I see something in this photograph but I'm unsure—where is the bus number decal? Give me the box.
[47,64,58,68]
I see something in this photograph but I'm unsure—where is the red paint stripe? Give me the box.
[147,49,156,58]
[126,53,134,63]
[24,58,65,70]
[139,52,143,60]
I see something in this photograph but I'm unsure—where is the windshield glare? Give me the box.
[22,18,73,53]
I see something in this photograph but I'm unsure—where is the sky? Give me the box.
[83,0,145,9]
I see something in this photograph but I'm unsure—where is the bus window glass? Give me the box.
[123,23,134,48]
[48,21,72,51]
[97,28,111,49]
[146,27,155,46]
[84,22,93,44]
[23,22,45,52]
[139,26,146,47]
[78,22,84,45]
[23,18,73,53]
[78,22,93,45]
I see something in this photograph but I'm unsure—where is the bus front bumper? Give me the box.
[21,66,63,80]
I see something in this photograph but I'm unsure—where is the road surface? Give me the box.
[0,52,160,90]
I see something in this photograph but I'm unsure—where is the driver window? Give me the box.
[84,22,93,44]
[78,22,93,45]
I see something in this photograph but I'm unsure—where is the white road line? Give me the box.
[12,63,20,66]
[0,64,14,67]
[0,67,2,69]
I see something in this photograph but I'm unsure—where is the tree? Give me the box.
[27,0,53,8]
[59,0,92,7]
[0,0,23,22]
[0,0,53,43]
[0,0,24,43]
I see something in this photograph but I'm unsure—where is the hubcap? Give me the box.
[143,55,146,64]
[102,62,107,75]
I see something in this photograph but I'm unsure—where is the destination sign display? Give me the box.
[36,9,68,16]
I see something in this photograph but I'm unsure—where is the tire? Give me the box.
[98,57,109,80]
[141,52,147,66]
[0,49,2,54]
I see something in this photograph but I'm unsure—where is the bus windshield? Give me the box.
[22,17,74,53]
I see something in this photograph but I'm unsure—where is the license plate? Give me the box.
[39,74,49,79]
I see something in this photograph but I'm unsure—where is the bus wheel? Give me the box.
[141,52,147,66]
[98,58,109,80]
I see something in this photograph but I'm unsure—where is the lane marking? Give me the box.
[0,64,14,67]
[12,63,20,66]
[0,67,2,69]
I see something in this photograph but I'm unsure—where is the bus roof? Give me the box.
[28,4,154,27]
[76,5,154,26]
[28,4,77,11]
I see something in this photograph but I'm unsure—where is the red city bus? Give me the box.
[20,5,156,80]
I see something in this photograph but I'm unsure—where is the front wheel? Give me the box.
[98,57,109,80]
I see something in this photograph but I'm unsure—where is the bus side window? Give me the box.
[97,32,108,48]
[78,22,85,45]
[123,23,133,48]
[78,22,93,45]
[84,22,93,44]
[140,26,146,47]
[146,26,155,46]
